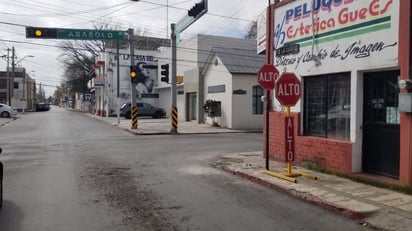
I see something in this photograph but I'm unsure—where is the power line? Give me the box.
[0,37,262,71]
[0,2,133,17]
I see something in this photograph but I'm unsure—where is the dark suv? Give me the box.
[120,102,166,119]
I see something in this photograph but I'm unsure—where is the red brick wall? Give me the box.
[398,0,412,185]
[265,111,353,174]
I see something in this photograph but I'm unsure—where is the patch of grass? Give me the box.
[302,162,412,195]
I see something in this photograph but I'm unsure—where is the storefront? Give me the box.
[265,0,412,185]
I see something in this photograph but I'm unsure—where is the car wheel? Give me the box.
[125,111,131,119]
[0,111,10,118]
[153,111,163,118]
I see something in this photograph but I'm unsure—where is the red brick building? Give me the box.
[264,0,412,186]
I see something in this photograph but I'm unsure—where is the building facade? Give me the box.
[91,34,264,130]
[0,68,36,111]
[264,0,412,186]
[201,47,265,129]
[89,47,161,116]
[157,34,259,125]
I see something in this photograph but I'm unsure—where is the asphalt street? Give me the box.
[0,107,374,230]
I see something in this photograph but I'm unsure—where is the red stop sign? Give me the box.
[257,64,279,89]
[275,72,301,106]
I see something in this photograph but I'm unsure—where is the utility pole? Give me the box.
[116,42,120,125]
[6,48,10,105]
[11,46,15,108]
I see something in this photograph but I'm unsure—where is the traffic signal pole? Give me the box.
[170,24,178,134]
[170,0,208,134]
[129,28,138,129]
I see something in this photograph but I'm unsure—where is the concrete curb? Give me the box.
[0,118,17,127]
[87,113,262,135]
[216,164,366,222]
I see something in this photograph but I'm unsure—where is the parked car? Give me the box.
[120,102,166,119]
[0,147,3,210]
[0,103,17,118]
[35,102,50,111]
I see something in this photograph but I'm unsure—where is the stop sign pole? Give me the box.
[258,3,276,171]
[275,72,301,176]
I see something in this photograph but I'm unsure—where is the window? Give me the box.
[303,73,350,140]
[14,82,19,89]
[0,79,6,89]
[253,85,264,114]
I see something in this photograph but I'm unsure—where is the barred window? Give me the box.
[252,85,263,114]
[303,73,350,140]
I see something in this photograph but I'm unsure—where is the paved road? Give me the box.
[0,107,373,230]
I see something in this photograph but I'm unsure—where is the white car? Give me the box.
[0,103,17,118]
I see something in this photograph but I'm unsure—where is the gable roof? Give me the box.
[206,47,265,74]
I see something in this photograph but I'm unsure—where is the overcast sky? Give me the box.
[0,0,268,96]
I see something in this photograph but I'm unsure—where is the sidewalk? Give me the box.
[87,114,262,135]
[215,152,412,231]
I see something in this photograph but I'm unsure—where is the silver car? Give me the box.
[0,103,17,118]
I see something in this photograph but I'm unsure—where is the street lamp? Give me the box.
[16,55,34,66]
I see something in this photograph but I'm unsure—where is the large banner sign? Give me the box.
[273,0,399,74]
[115,52,158,98]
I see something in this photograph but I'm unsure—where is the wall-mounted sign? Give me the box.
[94,78,105,87]
[276,43,300,56]
[257,8,267,54]
[208,85,225,93]
[233,89,247,95]
[113,54,155,62]
[273,0,399,73]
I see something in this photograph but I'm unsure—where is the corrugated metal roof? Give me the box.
[211,47,265,74]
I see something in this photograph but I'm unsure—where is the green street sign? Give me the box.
[57,29,126,41]
[26,27,126,41]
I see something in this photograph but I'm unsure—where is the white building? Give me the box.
[201,47,265,129]
[90,36,169,116]
[156,34,262,129]
[92,34,265,130]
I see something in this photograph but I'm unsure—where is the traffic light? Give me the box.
[161,64,169,83]
[130,65,137,83]
[26,27,57,39]
[188,1,206,17]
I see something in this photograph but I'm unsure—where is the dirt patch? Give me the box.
[80,159,183,231]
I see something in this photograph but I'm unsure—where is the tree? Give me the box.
[53,85,65,105]
[58,40,101,97]
[244,21,257,40]
[57,23,117,97]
